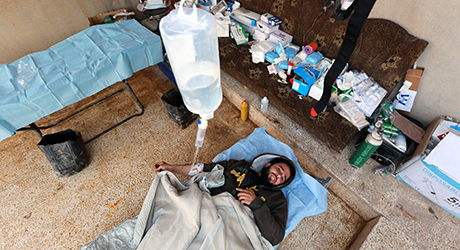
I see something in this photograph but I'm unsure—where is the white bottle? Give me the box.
[395,133,407,153]
[261,97,269,112]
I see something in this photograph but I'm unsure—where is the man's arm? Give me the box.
[155,160,240,176]
[154,162,193,175]
[248,192,288,246]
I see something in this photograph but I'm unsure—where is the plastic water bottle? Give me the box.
[395,133,407,153]
[261,97,269,112]
[160,0,222,120]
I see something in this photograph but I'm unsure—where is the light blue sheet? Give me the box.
[213,127,328,243]
[0,19,163,142]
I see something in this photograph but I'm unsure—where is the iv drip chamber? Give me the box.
[195,119,208,148]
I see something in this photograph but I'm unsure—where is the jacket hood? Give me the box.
[250,153,296,190]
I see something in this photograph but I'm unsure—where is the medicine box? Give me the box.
[197,0,212,11]
[230,24,248,45]
[268,30,293,47]
[396,116,460,219]
[253,29,269,41]
[308,80,323,101]
[260,13,282,26]
[291,78,312,96]
[398,67,424,115]
[256,20,279,34]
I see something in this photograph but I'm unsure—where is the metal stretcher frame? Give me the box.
[1,20,164,144]
[17,79,144,144]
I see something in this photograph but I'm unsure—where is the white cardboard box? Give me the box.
[230,24,248,45]
[397,117,460,219]
[253,29,269,41]
[268,30,292,47]
[256,20,279,34]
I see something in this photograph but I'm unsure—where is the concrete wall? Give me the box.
[0,0,138,65]
[369,0,460,126]
[1,0,458,126]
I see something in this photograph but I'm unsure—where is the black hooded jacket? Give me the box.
[203,153,296,246]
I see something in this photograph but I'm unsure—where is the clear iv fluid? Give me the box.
[177,62,222,119]
[160,4,222,120]
[160,2,222,168]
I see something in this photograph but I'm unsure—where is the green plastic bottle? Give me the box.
[103,15,115,24]
[349,130,382,168]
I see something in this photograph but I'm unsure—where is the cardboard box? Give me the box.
[291,78,312,96]
[256,20,279,34]
[397,116,460,220]
[394,67,424,115]
[253,29,270,41]
[405,67,424,94]
[268,30,292,47]
[230,24,248,45]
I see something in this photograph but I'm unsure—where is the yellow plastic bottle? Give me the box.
[241,101,248,121]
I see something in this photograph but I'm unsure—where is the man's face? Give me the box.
[259,162,291,186]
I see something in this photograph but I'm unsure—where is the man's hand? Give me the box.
[154,162,172,173]
[236,188,257,206]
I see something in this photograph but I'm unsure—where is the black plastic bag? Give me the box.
[161,87,198,129]
[38,129,89,177]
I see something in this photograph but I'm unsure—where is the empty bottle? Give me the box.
[261,97,269,112]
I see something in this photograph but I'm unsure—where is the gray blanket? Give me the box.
[82,166,273,250]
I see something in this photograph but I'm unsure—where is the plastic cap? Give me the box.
[198,118,208,129]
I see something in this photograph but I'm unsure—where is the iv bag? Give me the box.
[160,0,222,120]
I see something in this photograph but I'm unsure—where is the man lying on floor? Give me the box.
[154,153,296,246]
[82,153,296,250]
[82,127,328,250]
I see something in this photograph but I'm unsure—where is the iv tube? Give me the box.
[191,118,208,169]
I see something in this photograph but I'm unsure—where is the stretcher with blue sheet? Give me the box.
[0,19,163,143]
